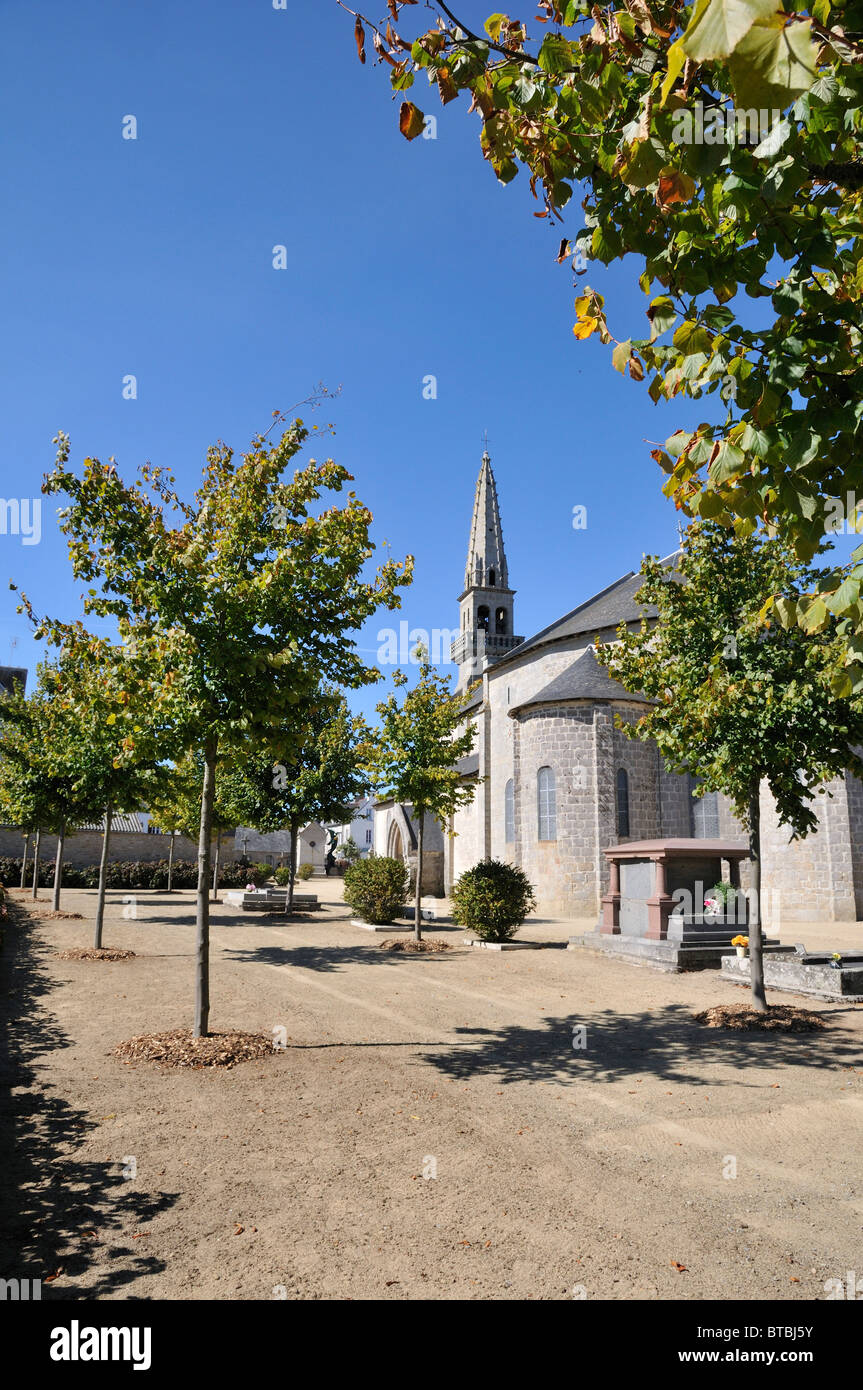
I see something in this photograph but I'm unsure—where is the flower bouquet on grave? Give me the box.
[703,881,730,918]
[731,935,749,958]
[831,952,843,970]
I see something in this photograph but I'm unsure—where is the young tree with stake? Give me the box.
[372,655,478,942]
[40,417,412,1035]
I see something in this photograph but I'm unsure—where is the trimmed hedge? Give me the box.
[343,855,408,925]
[450,859,537,943]
[0,856,270,891]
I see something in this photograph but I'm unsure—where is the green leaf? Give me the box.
[681,0,780,62]
[752,117,792,158]
[674,320,713,355]
[538,35,573,74]
[727,18,818,111]
[660,38,687,106]
[709,439,746,482]
[798,596,828,632]
[612,340,633,373]
[826,577,862,616]
[620,138,666,189]
[648,296,677,340]
[484,14,506,41]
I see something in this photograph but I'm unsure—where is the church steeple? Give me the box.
[464,451,509,592]
[451,450,523,690]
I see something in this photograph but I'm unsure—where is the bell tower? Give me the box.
[451,450,523,689]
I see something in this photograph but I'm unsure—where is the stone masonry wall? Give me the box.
[0,825,234,867]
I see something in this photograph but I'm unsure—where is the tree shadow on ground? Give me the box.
[0,903,178,1298]
[420,1004,863,1087]
[223,942,463,974]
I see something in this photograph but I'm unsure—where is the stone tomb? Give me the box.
[722,948,863,1001]
[574,839,776,972]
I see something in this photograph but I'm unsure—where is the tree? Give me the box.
[149,752,238,901]
[222,688,373,913]
[371,656,478,941]
[39,418,411,1034]
[351,2,863,685]
[145,763,199,893]
[0,664,109,910]
[596,521,863,1011]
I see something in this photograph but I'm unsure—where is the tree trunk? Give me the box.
[167,830,175,893]
[52,822,66,913]
[414,814,424,944]
[31,828,41,900]
[748,783,767,1013]
[211,829,221,903]
[194,735,217,1038]
[20,832,30,889]
[288,818,299,915]
[93,805,113,949]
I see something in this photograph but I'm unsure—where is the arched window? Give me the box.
[537,766,557,841]
[691,781,720,837]
[488,567,496,586]
[495,607,507,635]
[504,778,515,843]
[616,768,630,838]
[477,605,490,631]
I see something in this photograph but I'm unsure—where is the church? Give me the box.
[372,453,863,925]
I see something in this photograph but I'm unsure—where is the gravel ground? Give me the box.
[1,880,862,1301]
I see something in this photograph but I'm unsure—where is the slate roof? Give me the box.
[460,687,484,713]
[497,553,680,669]
[504,572,647,661]
[455,753,480,778]
[509,647,649,716]
[77,812,151,834]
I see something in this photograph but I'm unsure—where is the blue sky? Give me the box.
[2,1,856,720]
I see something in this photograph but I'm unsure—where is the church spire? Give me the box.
[451,449,522,690]
[464,451,509,592]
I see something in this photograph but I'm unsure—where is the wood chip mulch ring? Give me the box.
[113,1028,274,1068]
[378,938,454,953]
[30,910,85,920]
[694,1002,826,1032]
[56,947,137,961]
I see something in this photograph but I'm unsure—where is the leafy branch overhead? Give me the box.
[349,1,863,687]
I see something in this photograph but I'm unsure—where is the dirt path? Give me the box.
[2,882,862,1300]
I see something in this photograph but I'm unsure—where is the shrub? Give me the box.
[343,856,408,925]
[274,865,292,886]
[219,860,259,888]
[450,859,537,943]
[296,862,315,882]
[336,838,361,862]
[241,862,271,887]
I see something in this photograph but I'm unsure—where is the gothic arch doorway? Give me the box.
[387,821,404,860]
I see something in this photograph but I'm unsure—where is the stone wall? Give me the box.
[758,778,857,923]
[0,825,235,868]
[513,703,598,916]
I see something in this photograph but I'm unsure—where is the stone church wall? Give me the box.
[486,637,593,861]
[758,778,857,922]
[513,703,598,916]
